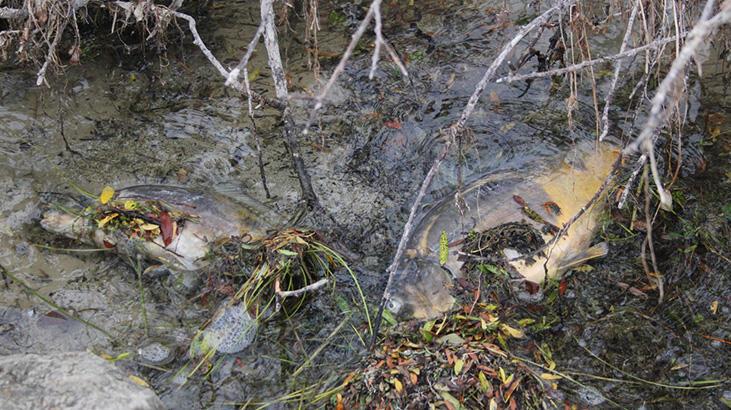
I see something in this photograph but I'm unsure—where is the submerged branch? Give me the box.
[261,0,322,212]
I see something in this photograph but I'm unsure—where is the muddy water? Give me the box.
[0,0,728,408]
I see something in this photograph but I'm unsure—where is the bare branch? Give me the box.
[305,0,407,132]
[170,10,228,78]
[369,0,407,80]
[261,0,321,211]
[495,34,680,85]
[626,1,731,211]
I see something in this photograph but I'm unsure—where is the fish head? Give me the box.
[40,210,94,241]
[386,258,455,321]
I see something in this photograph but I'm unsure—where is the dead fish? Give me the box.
[41,184,282,272]
[387,142,619,320]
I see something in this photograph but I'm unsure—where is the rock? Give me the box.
[0,351,164,410]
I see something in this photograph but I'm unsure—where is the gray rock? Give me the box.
[0,351,164,410]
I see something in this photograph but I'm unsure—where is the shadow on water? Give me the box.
[0,0,729,408]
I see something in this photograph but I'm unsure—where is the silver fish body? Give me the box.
[41,185,281,272]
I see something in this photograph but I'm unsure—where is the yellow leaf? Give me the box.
[454,358,464,375]
[500,323,525,338]
[97,213,119,228]
[128,375,149,387]
[140,223,160,231]
[124,200,138,210]
[439,230,449,266]
[392,378,403,393]
[99,186,115,204]
[710,300,719,315]
[541,373,562,380]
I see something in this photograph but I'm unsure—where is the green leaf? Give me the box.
[478,371,491,392]
[440,392,464,410]
[382,308,397,326]
[277,248,298,256]
[439,230,449,266]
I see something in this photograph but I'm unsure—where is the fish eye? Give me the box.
[386,298,402,313]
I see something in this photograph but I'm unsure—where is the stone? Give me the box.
[0,351,164,410]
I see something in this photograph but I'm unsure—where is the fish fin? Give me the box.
[212,181,283,223]
[558,242,609,271]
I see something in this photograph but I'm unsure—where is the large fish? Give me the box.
[41,185,282,272]
[386,142,620,320]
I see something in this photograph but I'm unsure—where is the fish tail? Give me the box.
[558,242,609,271]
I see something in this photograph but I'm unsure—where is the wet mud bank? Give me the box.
[0,0,729,408]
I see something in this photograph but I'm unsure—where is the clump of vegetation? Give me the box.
[338,299,558,409]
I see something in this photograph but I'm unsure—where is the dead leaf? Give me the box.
[500,324,525,339]
[454,358,464,375]
[97,213,119,228]
[128,375,149,387]
[392,378,403,393]
[384,119,401,129]
[541,373,562,380]
[159,211,174,246]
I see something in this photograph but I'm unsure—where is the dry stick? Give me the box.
[627,1,731,211]
[369,0,575,349]
[369,0,407,80]
[495,34,680,84]
[599,0,640,142]
[171,10,230,78]
[260,0,321,212]
[276,277,329,299]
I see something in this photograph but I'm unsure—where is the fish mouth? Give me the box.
[40,210,89,239]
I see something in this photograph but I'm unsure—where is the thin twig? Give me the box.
[225,21,265,88]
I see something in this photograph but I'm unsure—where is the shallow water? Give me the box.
[0,0,729,408]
